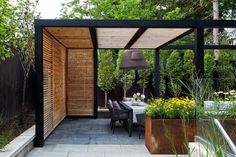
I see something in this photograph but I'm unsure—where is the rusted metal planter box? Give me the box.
[145,117,196,154]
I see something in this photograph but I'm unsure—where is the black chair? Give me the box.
[136,113,145,139]
[107,100,129,134]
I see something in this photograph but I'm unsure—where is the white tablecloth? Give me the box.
[122,101,148,123]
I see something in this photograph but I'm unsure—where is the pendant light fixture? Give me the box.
[120,49,147,70]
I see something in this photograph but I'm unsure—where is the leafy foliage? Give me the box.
[166,50,184,82]
[0,0,38,74]
[115,50,135,97]
[137,50,154,94]
[217,51,235,91]
[166,50,184,96]
[98,50,116,93]
[163,7,186,20]
[0,0,15,62]
[61,0,156,19]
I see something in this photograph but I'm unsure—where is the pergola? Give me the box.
[34,19,236,147]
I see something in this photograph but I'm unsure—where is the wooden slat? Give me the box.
[43,30,53,139]
[52,38,66,128]
[43,30,66,139]
[131,28,190,48]
[45,27,93,49]
[96,28,138,48]
[67,49,94,116]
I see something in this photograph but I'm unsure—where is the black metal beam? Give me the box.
[89,27,98,49]
[198,20,236,28]
[93,49,98,119]
[194,28,204,79]
[124,28,147,49]
[162,44,236,50]
[34,25,44,147]
[35,19,197,28]
[89,27,98,119]
[35,19,236,28]
[205,45,236,49]
[154,49,160,97]
[156,29,194,50]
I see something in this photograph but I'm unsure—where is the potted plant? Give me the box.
[145,97,198,154]
[133,93,145,102]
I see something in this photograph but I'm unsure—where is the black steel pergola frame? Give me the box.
[34,19,236,147]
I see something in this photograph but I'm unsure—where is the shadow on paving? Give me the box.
[45,118,145,145]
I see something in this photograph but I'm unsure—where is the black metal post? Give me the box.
[93,49,98,119]
[154,49,160,97]
[194,28,204,79]
[34,25,44,147]
[89,27,98,119]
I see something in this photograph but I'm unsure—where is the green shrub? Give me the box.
[217,51,235,91]
[166,50,185,96]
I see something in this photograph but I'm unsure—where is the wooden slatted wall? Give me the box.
[43,30,66,139]
[67,49,94,116]
[53,38,66,127]
[43,31,53,139]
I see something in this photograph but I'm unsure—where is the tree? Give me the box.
[138,50,154,95]
[183,50,194,91]
[217,51,235,91]
[0,0,38,124]
[0,0,15,62]
[60,0,156,19]
[116,50,135,98]
[204,51,216,90]
[98,50,116,107]
[166,50,184,97]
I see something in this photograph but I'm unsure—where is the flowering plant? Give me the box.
[145,97,198,119]
[133,92,145,101]
[213,90,236,101]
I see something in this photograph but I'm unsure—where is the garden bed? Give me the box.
[0,110,35,150]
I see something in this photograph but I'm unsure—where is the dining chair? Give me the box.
[136,113,145,139]
[107,99,129,134]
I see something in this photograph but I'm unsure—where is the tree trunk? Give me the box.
[213,0,219,61]
[104,92,108,108]
[142,88,145,95]
[123,81,127,98]
[20,75,27,125]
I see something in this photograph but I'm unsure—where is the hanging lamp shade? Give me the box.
[120,49,147,70]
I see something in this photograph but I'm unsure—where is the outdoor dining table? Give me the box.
[119,101,148,137]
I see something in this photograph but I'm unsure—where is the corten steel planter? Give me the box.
[145,117,196,154]
[221,119,236,144]
[198,119,236,145]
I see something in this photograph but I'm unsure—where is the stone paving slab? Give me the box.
[45,118,145,145]
[27,144,188,157]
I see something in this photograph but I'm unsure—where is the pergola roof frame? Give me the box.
[34,19,236,147]
[35,19,236,28]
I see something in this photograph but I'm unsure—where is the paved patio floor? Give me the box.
[45,118,144,145]
[27,118,188,157]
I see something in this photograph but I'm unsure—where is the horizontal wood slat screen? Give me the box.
[43,30,66,139]
[43,30,53,139]
[67,49,94,116]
